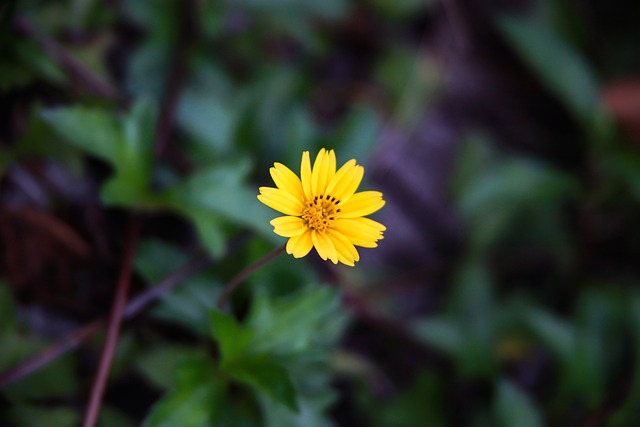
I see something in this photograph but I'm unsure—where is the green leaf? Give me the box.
[143,357,219,427]
[135,240,189,283]
[135,345,207,390]
[455,133,576,253]
[498,16,598,124]
[524,308,574,362]
[41,99,157,207]
[330,107,381,161]
[566,288,626,406]
[40,105,120,162]
[227,354,299,412]
[413,260,497,378]
[247,286,347,355]
[261,391,335,427]
[412,318,463,356]
[160,158,278,254]
[177,87,234,152]
[190,211,226,257]
[210,311,299,411]
[210,310,254,364]
[495,380,544,427]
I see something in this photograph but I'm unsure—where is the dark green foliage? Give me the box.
[2,0,640,426]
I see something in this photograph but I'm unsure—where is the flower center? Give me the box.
[301,194,341,232]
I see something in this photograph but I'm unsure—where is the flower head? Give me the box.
[258,148,386,266]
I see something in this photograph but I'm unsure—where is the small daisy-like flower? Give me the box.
[258,148,386,266]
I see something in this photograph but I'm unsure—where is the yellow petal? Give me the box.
[325,163,363,202]
[326,229,359,266]
[270,162,304,201]
[286,230,313,258]
[301,151,312,201]
[338,191,385,218]
[312,230,338,264]
[258,187,304,216]
[333,218,384,248]
[325,159,356,199]
[270,216,307,237]
[355,217,387,233]
[311,148,336,196]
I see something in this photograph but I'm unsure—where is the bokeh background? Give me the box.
[2,0,640,426]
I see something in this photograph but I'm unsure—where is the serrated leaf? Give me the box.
[495,380,543,427]
[143,382,218,427]
[227,354,299,411]
[210,311,299,411]
[210,310,254,364]
[247,286,347,355]
[261,390,335,427]
[136,345,207,390]
[143,357,219,427]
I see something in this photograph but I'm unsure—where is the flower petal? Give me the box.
[333,218,385,248]
[338,191,385,218]
[326,229,360,266]
[312,230,338,264]
[325,162,363,202]
[311,148,336,196]
[355,217,387,233]
[286,230,313,258]
[301,151,312,201]
[258,187,304,216]
[270,216,307,237]
[325,159,355,198]
[270,162,304,202]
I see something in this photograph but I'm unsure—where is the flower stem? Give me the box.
[216,244,286,309]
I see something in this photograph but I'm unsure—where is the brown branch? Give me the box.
[0,320,102,387]
[217,244,286,309]
[81,215,141,427]
[0,249,225,389]
[12,17,120,100]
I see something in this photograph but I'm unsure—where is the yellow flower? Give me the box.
[258,148,386,266]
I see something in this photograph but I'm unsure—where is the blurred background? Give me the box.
[2,0,640,426]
